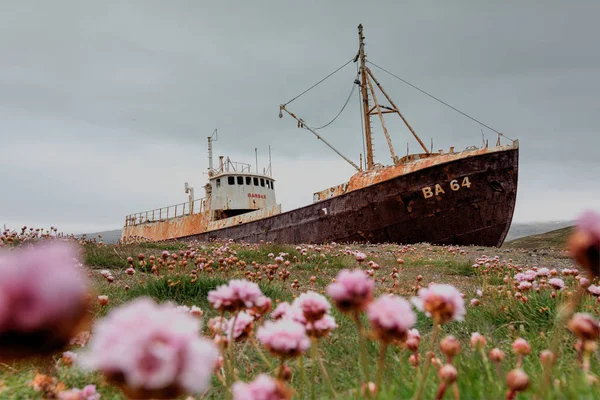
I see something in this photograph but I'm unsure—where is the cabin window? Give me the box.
[245,176,251,185]
[237,176,243,185]
[266,180,270,189]
[228,176,235,185]
[253,177,259,186]
[271,181,275,190]
[260,178,265,187]
[216,179,221,188]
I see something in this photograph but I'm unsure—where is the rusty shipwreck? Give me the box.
[121,25,518,247]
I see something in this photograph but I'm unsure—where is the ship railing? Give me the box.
[125,198,208,227]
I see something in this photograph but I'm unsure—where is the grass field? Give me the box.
[1,238,599,399]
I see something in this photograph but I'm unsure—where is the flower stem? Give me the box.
[299,356,306,400]
[352,311,370,385]
[452,382,460,400]
[412,322,440,400]
[478,349,493,383]
[250,337,273,370]
[226,311,239,399]
[278,357,286,380]
[435,383,447,400]
[543,286,585,387]
[310,339,318,400]
[318,353,338,398]
[376,343,388,398]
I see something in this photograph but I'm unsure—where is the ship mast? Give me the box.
[357,24,430,170]
[357,25,374,170]
[279,24,431,172]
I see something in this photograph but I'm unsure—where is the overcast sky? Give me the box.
[1,1,599,234]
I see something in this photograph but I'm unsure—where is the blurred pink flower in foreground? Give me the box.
[232,374,292,400]
[271,302,291,320]
[227,312,254,342]
[293,291,331,322]
[257,319,310,358]
[208,279,266,312]
[326,269,374,312]
[412,284,465,324]
[0,241,90,359]
[58,384,100,400]
[367,295,416,342]
[304,314,337,338]
[79,297,218,399]
[568,210,600,277]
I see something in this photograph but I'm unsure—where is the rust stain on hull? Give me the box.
[123,143,518,248]
[313,143,515,201]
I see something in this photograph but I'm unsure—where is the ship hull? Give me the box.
[179,146,518,247]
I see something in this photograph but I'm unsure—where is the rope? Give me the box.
[311,73,359,130]
[283,58,355,106]
[367,61,515,142]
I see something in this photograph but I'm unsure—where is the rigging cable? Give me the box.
[367,61,515,142]
[283,58,355,106]
[311,72,359,130]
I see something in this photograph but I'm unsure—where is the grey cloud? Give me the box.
[1,0,599,232]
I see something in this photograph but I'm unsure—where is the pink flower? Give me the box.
[293,291,331,322]
[588,285,600,296]
[326,269,374,312]
[577,210,600,239]
[126,267,135,275]
[305,314,337,338]
[470,298,480,306]
[568,210,600,277]
[227,312,254,342]
[518,281,532,291]
[580,278,591,288]
[0,241,90,359]
[232,374,291,400]
[61,351,78,366]
[189,306,203,318]
[257,319,310,358]
[412,284,465,324]
[79,297,218,396]
[271,302,291,320]
[58,384,101,400]
[208,280,266,312]
[354,252,367,262]
[367,295,416,342]
[548,278,565,290]
[512,338,531,355]
[471,332,486,350]
[514,271,536,282]
[537,268,550,277]
[0,242,88,332]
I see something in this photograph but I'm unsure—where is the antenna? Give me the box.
[268,145,272,177]
[208,129,218,174]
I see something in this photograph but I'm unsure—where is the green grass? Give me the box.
[2,241,600,399]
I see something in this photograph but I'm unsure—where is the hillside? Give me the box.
[504,220,575,241]
[503,225,574,249]
[78,229,122,243]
